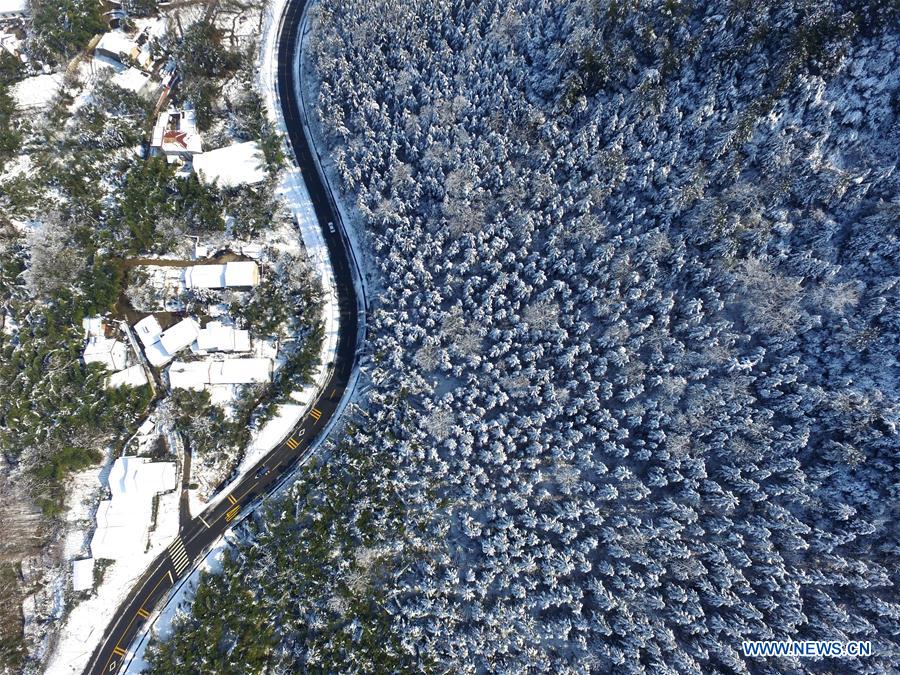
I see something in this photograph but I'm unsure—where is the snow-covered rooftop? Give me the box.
[197,321,251,352]
[224,261,260,287]
[90,457,176,560]
[168,361,209,391]
[0,32,21,57]
[182,264,223,289]
[151,108,202,155]
[134,315,163,347]
[82,316,104,338]
[83,336,128,371]
[209,358,272,385]
[158,317,200,356]
[169,358,272,389]
[111,66,150,94]
[144,339,171,368]
[107,364,149,389]
[95,31,138,60]
[183,261,260,289]
[72,558,94,592]
[193,141,267,187]
[239,242,264,259]
[143,317,199,367]
[0,0,27,16]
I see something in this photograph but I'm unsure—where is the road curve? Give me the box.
[83,0,360,672]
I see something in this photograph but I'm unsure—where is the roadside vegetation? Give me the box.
[145,424,427,674]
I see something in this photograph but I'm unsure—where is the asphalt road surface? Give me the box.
[84,0,359,671]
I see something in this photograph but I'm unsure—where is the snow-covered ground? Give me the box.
[193,141,267,187]
[11,72,63,109]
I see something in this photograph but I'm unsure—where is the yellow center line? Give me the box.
[211,458,289,529]
[104,565,171,672]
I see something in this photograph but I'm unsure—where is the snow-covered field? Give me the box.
[11,73,63,109]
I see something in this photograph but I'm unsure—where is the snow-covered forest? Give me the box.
[148,0,898,672]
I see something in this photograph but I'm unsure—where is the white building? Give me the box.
[193,141,266,187]
[94,30,139,64]
[167,361,210,391]
[150,108,202,161]
[0,0,28,20]
[107,364,149,389]
[111,66,151,94]
[145,317,199,367]
[83,336,128,371]
[209,358,272,385]
[90,457,177,560]
[72,558,94,592]
[183,261,260,290]
[0,32,21,57]
[196,321,251,353]
[134,314,163,347]
[169,358,272,390]
[159,317,200,354]
[82,316,104,338]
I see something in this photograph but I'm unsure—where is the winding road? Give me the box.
[83,0,360,671]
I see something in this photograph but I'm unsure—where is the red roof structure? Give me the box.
[162,130,188,148]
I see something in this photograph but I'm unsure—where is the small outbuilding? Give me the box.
[134,315,163,347]
[94,30,139,64]
[72,558,95,592]
[82,316,104,338]
[107,364,149,389]
[111,66,151,94]
[83,336,128,371]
